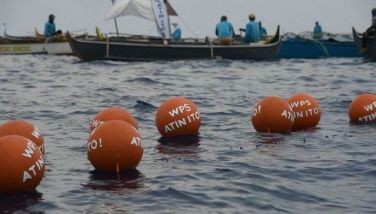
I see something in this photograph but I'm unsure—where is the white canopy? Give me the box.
[106,0,154,21]
[106,0,174,39]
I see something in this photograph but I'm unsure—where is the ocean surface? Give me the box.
[0,55,375,213]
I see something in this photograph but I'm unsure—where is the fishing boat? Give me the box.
[68,0,281,61]
[352,27,376,60]
[0,33,72,55]
[278,32,360,58]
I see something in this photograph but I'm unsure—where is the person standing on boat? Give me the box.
[313,21,323,39]
[171,22,182,41]
[215,15,234,45]
[44,14,62,38]
[240,14,260,43]
[259,21,267,40]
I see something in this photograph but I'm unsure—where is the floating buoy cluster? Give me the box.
[251,93,376,133]
[0,93,373,194]
[348,93,376,124]
[0,120,45,193]
[87,107,143,173]
[252,93,321,133]
[156,96,201,137]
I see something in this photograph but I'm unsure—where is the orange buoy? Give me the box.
[348,93,376,123]
[0,135,45,193]
[89,107,138,133]
[288,93,321,131]
[156,96,201,137]
[87,120,143,172]
[0,120,45,153]
[251,96,294,133]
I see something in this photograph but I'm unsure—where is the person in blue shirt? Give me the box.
[215,15,234,45]
[240,14,260,43]
[259,21,267,40]
[313,21,323,39]
[171,22,182,41]
[44,14,61,37]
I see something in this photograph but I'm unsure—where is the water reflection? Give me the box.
[83,169,144,194]
[155,135,202,159]
[254,133,285,145]
[0,191,42,212]
[249,133,287,155]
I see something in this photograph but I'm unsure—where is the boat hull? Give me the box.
[68,27,281,61]
[278,38,360,58]
[69,40,280,61]
[45,42,72,55]
[0,36,72,55]
[0,43,45,54]
[352,27,376,60]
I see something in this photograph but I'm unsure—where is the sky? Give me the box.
[0,0,375,38]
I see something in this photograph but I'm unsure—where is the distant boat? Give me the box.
[68,28,281,61]
[0,32,72,55]
[68,0,281,61]
[352,27,376,60]
[278,32,360,58]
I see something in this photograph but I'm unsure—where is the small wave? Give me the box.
[134,100,157,111]
[127,77,161,84]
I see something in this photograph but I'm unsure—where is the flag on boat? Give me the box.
[152,0,170,39]
[106,0,178,39]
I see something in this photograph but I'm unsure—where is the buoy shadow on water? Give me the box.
[0,191,42,212]
[155,135,202,158]
[83,169,144,193]
[157,135,200,146]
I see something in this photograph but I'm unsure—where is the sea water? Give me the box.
[0,55,375,213]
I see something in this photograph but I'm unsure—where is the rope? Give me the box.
[295,32,330,57]
[177,16,196,37]
[311,39,330,57]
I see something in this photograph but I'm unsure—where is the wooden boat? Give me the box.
[0,33,72,55]
[68,0,280,61]
[67,27,281,61]
[278,32,360,58]
[352,27,376,60]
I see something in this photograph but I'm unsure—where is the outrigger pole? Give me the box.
[111,0,120,37]
[3,22,6,36]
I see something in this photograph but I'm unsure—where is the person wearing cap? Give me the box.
[44,14,62,37]
[313,21,323,39]
[171,22,182,41]
[215,15,234,45]
[240,13,260,43]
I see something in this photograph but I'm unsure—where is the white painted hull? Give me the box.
[0,42,72,55]
[0,43,46,54]
[45,42,72,55]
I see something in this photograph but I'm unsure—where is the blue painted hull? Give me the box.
[278,38,360,58]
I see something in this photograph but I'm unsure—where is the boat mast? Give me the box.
[111,0,120,37]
